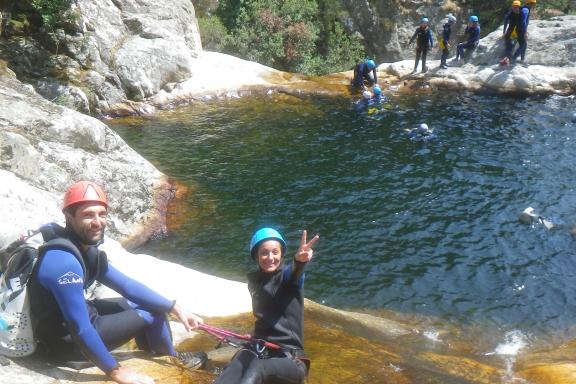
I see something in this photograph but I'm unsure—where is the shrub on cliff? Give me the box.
[199,0,365,75]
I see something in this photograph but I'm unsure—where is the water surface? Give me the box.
[109,92,576,345]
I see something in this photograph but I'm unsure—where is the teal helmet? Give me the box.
[250,227,286,260]
[366,59,376,69]
[469,15,479,22]
[421,17,429,24]
[373,85,382,95]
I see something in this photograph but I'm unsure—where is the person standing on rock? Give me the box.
[500,0,523,66]
[408,17,434,73]
[351,59,378,89]
[28,181,207,384]
[439,14,457,69]
[213,228,319,384]
[455,15,481,64]
[513,0,537,63]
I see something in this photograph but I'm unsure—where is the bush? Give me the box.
[31,0,71,31]
[197,16,229,51]
[215,0,365,75]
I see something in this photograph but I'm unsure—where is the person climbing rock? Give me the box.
[351,59,378,89]
[500,0,522,66]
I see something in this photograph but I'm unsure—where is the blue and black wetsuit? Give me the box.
[409,26,434,72]
[457,24,480,61]
[214,261,308,384]
[513,6,532,60]
[440,23,452,67]
[352,61,377,88]
[503,9,522,58]
[29,235,176,374]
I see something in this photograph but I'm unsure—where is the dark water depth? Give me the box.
[109,92,576,343]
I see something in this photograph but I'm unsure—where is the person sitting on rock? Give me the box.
[28,181,207,384]
[500,0,522,66]
[512,0,537,63]
[213,228,319,384]
[439,14,457,69]
[455,15,481,64]
[408,17,434,73]
[351,59,378,89]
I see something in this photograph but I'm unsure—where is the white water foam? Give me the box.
[485,330,530,384]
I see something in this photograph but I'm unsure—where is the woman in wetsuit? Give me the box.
[213,228,319,384]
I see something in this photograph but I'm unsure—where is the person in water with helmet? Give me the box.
[439,14,457,69]
[408,17,434,73]
[455,15,481,64]
[28,181,207,384]
[351,59,378,89]
[213,228,319,384]
[500,0,523,65]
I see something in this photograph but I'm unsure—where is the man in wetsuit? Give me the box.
[351,59,377,89]
[408,17,434,73]
[28,181,206,384]
[512,0,537,62]
[456,15,481,64]
[439,14,457,69]
[501,1,522,65]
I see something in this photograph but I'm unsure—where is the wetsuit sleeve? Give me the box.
[408,29,417,45]
[372,67,378,84]
[99,264,174,313]
[520,8,530,31]
[36,249,119,373]
[503,11,510,33]
[469,27,480,44]
[282,260,306,289]
[442,25,449,45]
[428,29,434,48]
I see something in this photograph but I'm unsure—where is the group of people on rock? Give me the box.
[10,180,318,384]
[351,0,537,89]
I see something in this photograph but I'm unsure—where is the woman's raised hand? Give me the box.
[294,230,319,263]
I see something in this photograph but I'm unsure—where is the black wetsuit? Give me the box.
[352,61,377,87]
[409,26,434,71]
[214,261,308,384]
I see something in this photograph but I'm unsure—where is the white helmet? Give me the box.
[447,14,457,23]
[362,90,372,100]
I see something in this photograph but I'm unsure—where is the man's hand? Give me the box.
[170,303,204,332]
[109,366,155,384]
[294,230,319,263]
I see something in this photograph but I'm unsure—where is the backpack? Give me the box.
[0,223,81,357]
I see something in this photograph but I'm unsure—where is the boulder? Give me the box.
[0,67,170,248]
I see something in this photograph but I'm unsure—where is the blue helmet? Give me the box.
[373,85,382,95]
[469,15,479,23]
[421,17,429,24]
[250,227,286,260]
[366,59,376,69]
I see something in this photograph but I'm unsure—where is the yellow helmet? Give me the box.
[526,0,536,4]
[512,0,521,6]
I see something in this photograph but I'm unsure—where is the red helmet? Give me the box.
[62,181,108,212]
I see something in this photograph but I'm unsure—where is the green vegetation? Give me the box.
[30,0,71,31]
[198,0,365,75]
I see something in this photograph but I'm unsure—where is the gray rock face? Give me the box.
[6,0,202,115]
[0,67,170,248]
[379,16,576,95]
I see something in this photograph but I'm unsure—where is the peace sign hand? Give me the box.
[294,230,320,263]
